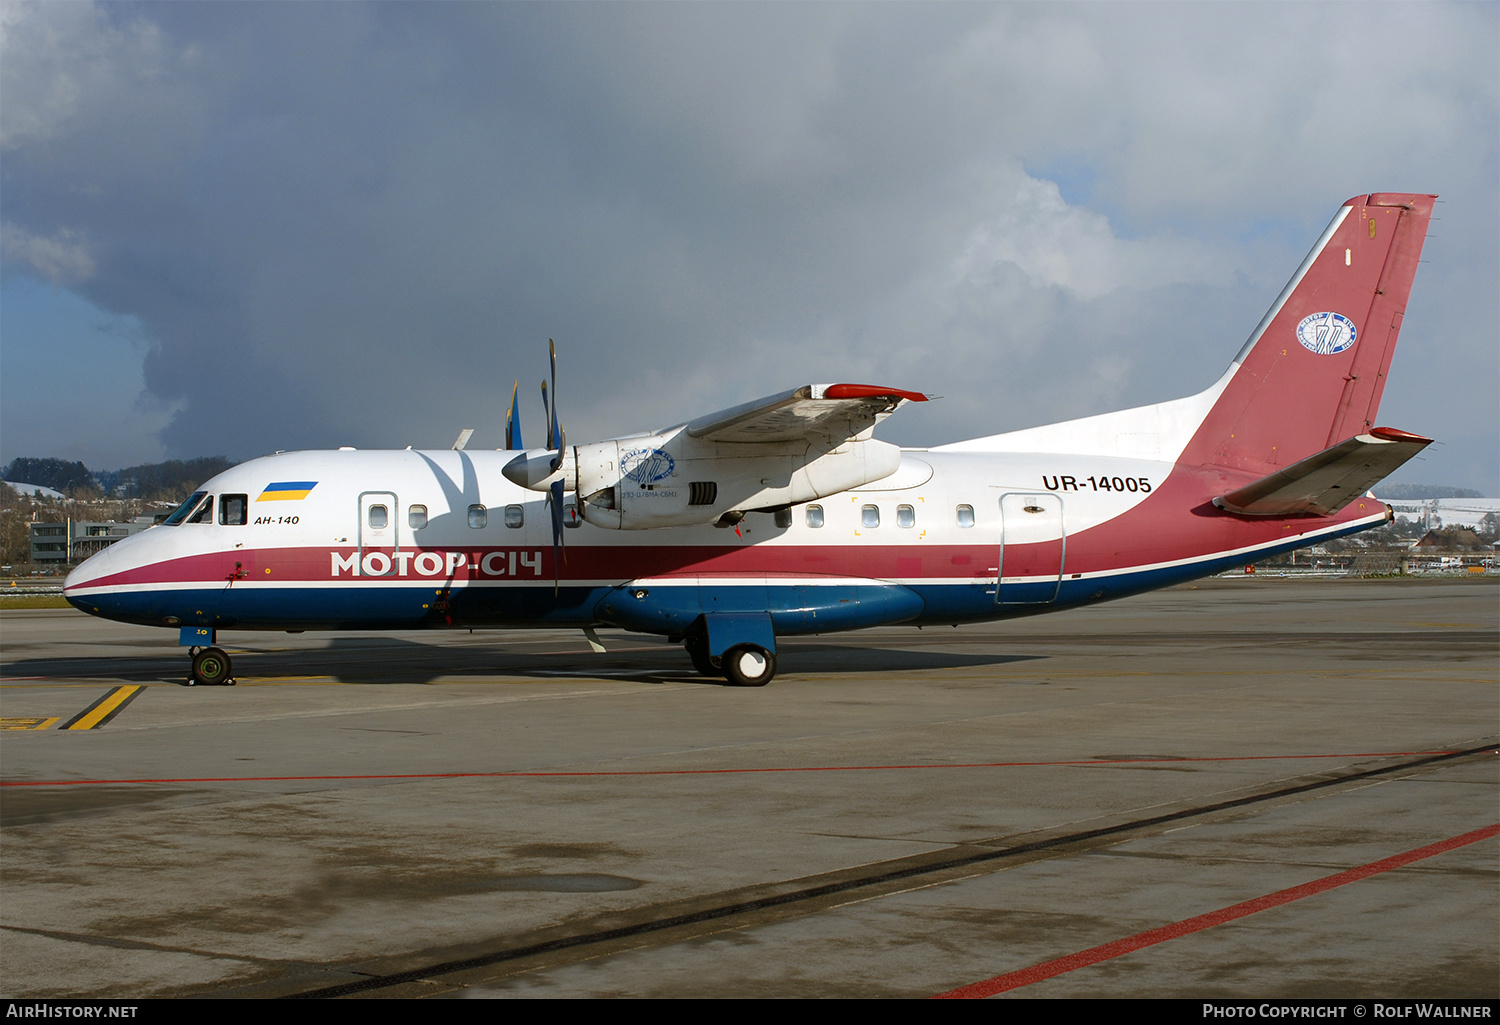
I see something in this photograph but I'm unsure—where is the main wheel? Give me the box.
[192,647,233,686]
[684,635,720,676]
[722,645,775,687]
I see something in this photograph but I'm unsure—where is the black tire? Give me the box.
[684,635,720,676]
[192,647,233,687]
[722,645,775,687]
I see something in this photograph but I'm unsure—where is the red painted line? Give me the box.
[0,749,1472,787]
[933,822,1500,999]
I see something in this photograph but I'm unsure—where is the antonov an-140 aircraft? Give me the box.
[65,193,1436,687]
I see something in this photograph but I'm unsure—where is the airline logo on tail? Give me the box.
[1295,312,1357,355]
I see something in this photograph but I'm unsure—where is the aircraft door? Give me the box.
[996,492,1065,605]
[359,491,400,577]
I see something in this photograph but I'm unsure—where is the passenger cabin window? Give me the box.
[408,505,427,529]
[219,494,248,526]
[187,495,214,524]
[896,504,915,528]
[468,504,487,529]
[368,505,388,529]
[956,504,975,528]
[563,501,581,527]
[861,505,880,528]
[806,505,824,528]
[505,505,524,528]
[774,507,793,529]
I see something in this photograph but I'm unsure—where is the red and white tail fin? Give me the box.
[1181,193,1435,474]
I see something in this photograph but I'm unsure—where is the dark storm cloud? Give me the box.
[2,2,1495,488]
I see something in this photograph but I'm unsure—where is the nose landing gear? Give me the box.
[188,646,235,686]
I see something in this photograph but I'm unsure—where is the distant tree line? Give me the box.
[1,458,95,494]
[3,456,236,501]
[1374,483,1485,499]
[98,458,238,500]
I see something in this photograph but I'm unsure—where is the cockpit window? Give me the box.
[188,496,214,523]
[220,495,248,525]
[164,492,210,526]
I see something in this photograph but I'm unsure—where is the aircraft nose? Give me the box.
[64,545,118,594]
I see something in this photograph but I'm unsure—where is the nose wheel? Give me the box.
[188,646,235,686]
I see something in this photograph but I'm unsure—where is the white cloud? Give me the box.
[0,0,213,181]
[951,173,1229,301]
[940,4,1498,224]
[0,222,94,284]
[1,2,159,147]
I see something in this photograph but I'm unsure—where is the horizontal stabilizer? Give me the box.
[1213,427,1432,517]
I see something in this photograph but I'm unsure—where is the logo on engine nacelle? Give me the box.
[621,447,675,484]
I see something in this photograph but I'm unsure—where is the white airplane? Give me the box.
[64,193,1436,687]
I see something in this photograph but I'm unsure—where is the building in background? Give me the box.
[29,519,155,564]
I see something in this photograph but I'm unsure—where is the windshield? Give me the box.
[163,491,210,526]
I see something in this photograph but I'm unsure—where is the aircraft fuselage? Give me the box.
[63,444,1387,637]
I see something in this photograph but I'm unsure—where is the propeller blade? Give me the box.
[548,339,562,471]
[541,378,553,450]
[547,477,567,594]
[505,381,523,450]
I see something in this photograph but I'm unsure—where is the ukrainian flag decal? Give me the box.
[257,481,317,502]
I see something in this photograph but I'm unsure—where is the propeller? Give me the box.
[501,340,573,591]
[536,340,567,590]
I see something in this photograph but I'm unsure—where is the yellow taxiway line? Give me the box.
[60,685,143,730]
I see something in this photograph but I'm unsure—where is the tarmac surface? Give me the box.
[1,576,1495,999]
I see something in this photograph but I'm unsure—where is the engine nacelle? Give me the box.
[572,427,902,529]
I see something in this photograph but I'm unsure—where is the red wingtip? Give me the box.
[824,383,928,403]
[1369,427,1432,443]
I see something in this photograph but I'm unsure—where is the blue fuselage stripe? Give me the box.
[67,521,1364,635]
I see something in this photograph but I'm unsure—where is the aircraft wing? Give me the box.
[686,384,928,444]
[507,382,930,529]
[1213,427,1432,517]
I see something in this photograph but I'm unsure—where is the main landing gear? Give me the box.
[721,644,776,687]
[683,634,776,687]
[188,646,235,687]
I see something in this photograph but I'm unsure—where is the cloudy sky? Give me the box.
[3,2,1496,492]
